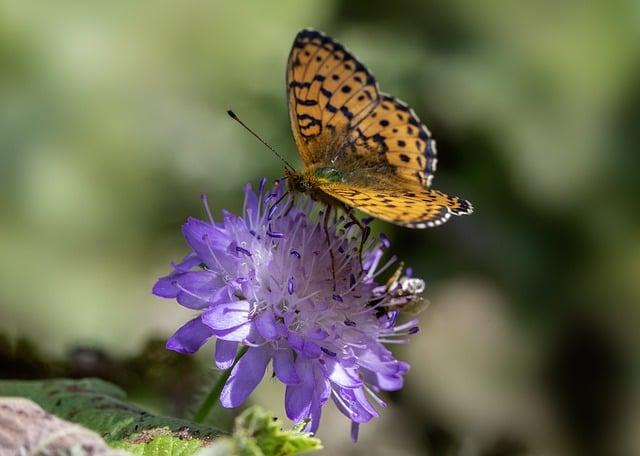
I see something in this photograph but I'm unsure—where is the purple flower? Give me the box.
[153,179,423,439]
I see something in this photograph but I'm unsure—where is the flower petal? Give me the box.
[166,316,213,354]
[273,349,300,385]
[175,271,225,309]
[183,217,224,247]
[173,252,201,272]
[333,387,377,424]
[152,274,179,298]
[215,339,238,369]
[178,270,224,290]
[350,422,360,442]
[220,345,271,408]
[154,271,227,309]
[215,322,255,342]
[374,373,404,391]
[308,328,329,341]
[321,357,362,388]
[363,360,409,391]
[254,310,278,340]
[357,346,404,377]
[202,301,251,331]
[285,357,315,422]
[307,375,330,434]
[287,333,321,358]
[287,332,304,352]
[353,386,378,417]
[182,218,235,270]
[303,340,322,359]
[308,400,323,434]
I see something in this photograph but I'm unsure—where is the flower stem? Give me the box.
[193,345,249,423]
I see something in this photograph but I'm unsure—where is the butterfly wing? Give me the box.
[286,29,473,227]
[286,29,380,166]
[348,94,438,187]
[287,30,439,188]
[318,178,473,228]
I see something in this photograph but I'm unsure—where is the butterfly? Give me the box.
[285,28,473,228]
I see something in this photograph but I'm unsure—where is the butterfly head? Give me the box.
[284,167,312,193]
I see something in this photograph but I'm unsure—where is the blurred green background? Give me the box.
[2,1,639,454]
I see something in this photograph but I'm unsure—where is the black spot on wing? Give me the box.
[320,87,332,98]
[340,106,354,120]
[296,98,319,106]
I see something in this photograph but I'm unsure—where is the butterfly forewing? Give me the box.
[287,29,380,165]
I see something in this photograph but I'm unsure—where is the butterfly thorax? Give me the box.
[285,166,346,207]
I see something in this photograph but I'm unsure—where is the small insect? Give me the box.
[382,263,430,316]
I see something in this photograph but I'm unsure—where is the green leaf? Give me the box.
[0,379,321,456]
[197,406,322,456]
[0,378,225,453]
[112,434,205,455]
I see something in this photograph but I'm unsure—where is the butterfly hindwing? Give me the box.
[287,29,380,165]
[319,179,472,228]
[350,95,438,187]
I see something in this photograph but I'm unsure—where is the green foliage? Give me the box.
[112,434,204,455]
[0,378,223,444]
[0,379,321,456]
[234,406,321,455]
[199,406,322,456]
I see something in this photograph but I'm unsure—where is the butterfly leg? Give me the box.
[283,192,296,217]
[269,189,290,214]
[344,207,370,274]
[323,205,337,290]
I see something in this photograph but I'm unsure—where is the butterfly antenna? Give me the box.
[227,110,295,171]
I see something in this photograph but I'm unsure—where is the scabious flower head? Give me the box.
[153,179,424,440]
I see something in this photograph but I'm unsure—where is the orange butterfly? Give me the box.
[284,29,473,228]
